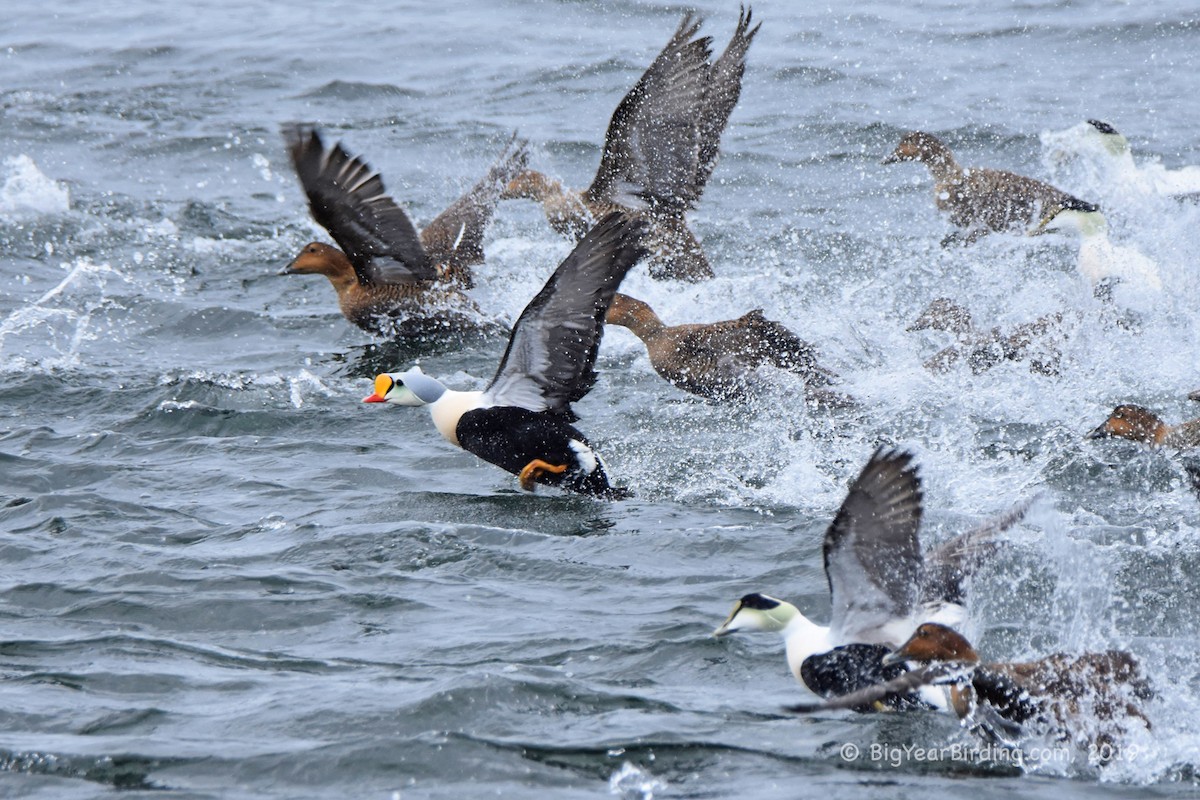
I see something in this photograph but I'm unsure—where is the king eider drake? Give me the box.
[714,448,1028,710]
[502,8,760,282]
[363,212,647,498]
[282,125,528,337]
[883,130,1100,245]
[605,292,849,406]
[787,623,1153,757]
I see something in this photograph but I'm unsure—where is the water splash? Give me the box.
[608,761,667,800]
[0,258,121,370]
[288,368,339,408]
[0,155,70,215]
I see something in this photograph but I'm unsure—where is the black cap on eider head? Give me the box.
[714,592,798,637]
[737,593,782,611]
[1087,119,1120,136]
[1061,196,1101,214]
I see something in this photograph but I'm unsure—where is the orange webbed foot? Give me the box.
[518,459,568,491]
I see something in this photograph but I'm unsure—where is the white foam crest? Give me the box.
[0,155,70,215]
[158,369,287,391]
[1040,121,1200,206]
[608,761,666,800]
[158,399,204,412]
[288,368,339,409]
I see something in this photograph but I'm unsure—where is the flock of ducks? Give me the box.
[268,7,1197,771]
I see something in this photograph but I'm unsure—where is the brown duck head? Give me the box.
[882,623,981,666]
[1088,404,1167,445]
[281,241,355,281]
[882,131,957,169]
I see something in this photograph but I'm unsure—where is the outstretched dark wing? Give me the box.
[421,134,530,275]
[485,212,647,414]
[786,662,965,714]
[584,14,712,210]
[824,448,924,643]
[693,6,760,196]
[283,124,434,285]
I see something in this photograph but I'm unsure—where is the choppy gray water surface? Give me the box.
[2,1,1200,797]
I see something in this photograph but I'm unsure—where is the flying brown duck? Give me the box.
[605,292,845,404]
[282,125,527,337]
[503,8,760,282]
[884,130,1099,245]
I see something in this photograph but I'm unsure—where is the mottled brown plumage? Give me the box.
[605,292,846,405]
[907,297,1064,375]
[504,8,760,282]
[884,131,1099,245]
[282,126,527,336]
[790,623,1152,755]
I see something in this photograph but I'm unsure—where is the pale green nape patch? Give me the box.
[714,595,800,636]
[1098,130,1130,158]
[1064,209,1109,238]
[1039,208,1109,238]
[388,384,426,407]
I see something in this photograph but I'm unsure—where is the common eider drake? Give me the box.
[1031,205,1162,291]
[787,622,1153,756]
[907,297,1064,376]
[1088,403,1200,449]
[1042,119,1200,201]
[605,292,849,405]
[502,8,760,282]
[883,130,1100,245]
[282,125,528,337]
[362,212,647,498]
[714,448,1027,709]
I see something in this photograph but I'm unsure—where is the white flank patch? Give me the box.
[568,439,598,473]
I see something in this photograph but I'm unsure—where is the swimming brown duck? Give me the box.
[1088,403,1200,449]
[503,8,760,282]
[605,292,846,404]
[282,125,528,337]
[788,622,1152,755]
[907,297,1064,375]
[883,131,1099,245]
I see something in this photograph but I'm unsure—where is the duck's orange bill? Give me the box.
[362,374,392,403]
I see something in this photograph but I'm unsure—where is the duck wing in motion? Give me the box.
[284,124,434,285]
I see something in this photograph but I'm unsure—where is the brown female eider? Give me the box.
[605,292,845,404]
[282,125,527,337]
[503,9,760,282]
[884,130,1099,245]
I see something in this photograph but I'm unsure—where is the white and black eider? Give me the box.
[363,212,647,498]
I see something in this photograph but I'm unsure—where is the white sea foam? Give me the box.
[0,155,70,215]
[608,761,667,800]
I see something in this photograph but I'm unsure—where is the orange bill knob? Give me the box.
[362,373,393,403]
